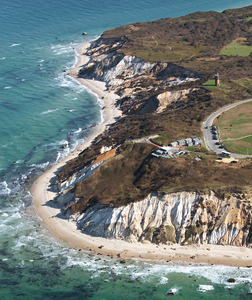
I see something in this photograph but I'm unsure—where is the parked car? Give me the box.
[221,151,231,157]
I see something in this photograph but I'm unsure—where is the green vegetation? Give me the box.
[58,6,252,214]
[216,101,252,139]
[202,80,216,87]
[223,137,252,155]
[234,78,252,90]
[202,79,222,88]
[71,142,252,213]
[152,133,172,146]
[185,145,196,151]
[185,225,203,243]
[144,225,176,244]
[99,6,252,109]
[103,8,252,63]
[220,38,252,57]
[216,101,252,154]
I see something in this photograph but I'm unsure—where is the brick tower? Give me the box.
[215,73,220,86]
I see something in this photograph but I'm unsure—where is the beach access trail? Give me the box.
[31,42,252,268]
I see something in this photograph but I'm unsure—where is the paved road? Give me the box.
[202,99,252,159]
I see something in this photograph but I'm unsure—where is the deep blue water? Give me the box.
[0,0,251,298]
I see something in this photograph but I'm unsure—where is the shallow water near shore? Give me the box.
[0,0,252,298]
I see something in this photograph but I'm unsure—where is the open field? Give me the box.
[216,101,252,154]
[223,137,252,155]
[102,8,252,63]
[202,79,222,88]
[220,38,252,57]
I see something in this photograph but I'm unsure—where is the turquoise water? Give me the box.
[0,0,252,298]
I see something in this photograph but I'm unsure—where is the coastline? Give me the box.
[31,42,252,268]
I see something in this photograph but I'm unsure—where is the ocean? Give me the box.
[0,0,251,298]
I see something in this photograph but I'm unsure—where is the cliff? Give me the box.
[54,7,252,249]
[79,38,201,115]
[55,190,252,247]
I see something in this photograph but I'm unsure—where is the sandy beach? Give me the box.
[31,42,252,268]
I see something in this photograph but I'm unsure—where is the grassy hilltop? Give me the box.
[60,6,252,212]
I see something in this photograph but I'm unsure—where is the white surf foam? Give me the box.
[166,286,180,295]
[40,108,59,115]
[0,57,5,60]
[3,86,12,89]
[0,181,11,195]
[3,211,22,225]
[55,72,85,94]
[198,285,214,292]
[73,128,82,134]
[29,162,49,170]
[10,43,21,47]
[59,139,68,145]
[68,74,105,124]
[13,159,24,164]
[51,42,79,56]
[159,277,169,285]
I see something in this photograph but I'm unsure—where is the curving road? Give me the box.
[202,99,252,159]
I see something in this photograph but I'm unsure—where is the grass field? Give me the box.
[216,101,252,154]
[202,79,222,87]
[223,137,252,155]
[220,38,252,57]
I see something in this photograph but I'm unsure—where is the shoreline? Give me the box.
[31,42,252,268]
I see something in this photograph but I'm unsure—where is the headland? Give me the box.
[32,6,252,267]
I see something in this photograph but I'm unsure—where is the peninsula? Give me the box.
[32,6,252,266]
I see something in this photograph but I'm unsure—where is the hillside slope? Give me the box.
[55,6,252,246]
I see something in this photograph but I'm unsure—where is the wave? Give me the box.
[166,287,180,295]
[67,74,105,124]
[81,82,105,108]
[10,43,21,47]
[54,72,85,94]
[29,162,50,170]
[198,285,214,292]
[51,42,79,56]
[3,86,12,89]
[55,139,80,163]
[74,128,82,133]
[159,277,168,285]
[0,181,11,195]
[13,159,24,164]
[40,108,59,115]
[0,57,5,60]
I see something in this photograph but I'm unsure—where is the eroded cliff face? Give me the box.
[73,191,252,247]
[79,38,201,114]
